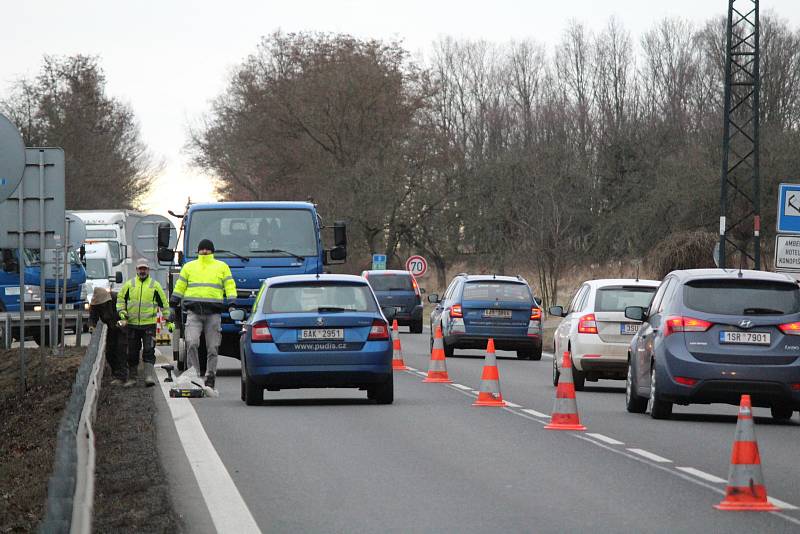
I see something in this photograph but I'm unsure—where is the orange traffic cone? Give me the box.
[544,351,586,431]
[424,325,452,383]
[473,339,506,407]
[391,320,407,371]
[714,395,779,511]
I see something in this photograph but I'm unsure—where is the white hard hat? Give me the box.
[136,258,150,269]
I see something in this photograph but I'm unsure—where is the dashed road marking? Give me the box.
[675,467,726,484]
[586,433,624,445]
[521,409,550,419]
[627,448,672,463]
[504,401,521,408]
[451,384,473,390]
[156,369,261,533]
[405,366,417,371]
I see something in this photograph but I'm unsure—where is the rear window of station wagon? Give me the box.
[683,279,800,316]
[367,274,414,291]
[463,282,532,302]
[264,283,378,313]
[595,286,657,312]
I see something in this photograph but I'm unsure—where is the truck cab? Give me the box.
[162,201,347,370]
[83,242,123,304]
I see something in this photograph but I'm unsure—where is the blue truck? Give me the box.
[158,201,347,372]
[1,247,88,346]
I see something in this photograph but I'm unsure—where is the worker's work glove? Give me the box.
[166,322,175,333]
[117,320,128,328]
[119,310,128,320]
[88,325,95,334]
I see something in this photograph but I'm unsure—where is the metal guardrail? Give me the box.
[39,322,106,533]
[1,311,88,350]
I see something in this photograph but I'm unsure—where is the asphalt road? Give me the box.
[183,330,800,533]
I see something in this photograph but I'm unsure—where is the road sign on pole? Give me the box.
[371,254,387,270]
[0,113,25,203]
[405,255,428,278]
[774,235,800,273]
[777,183,800,234]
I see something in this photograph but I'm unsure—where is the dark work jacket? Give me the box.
[90,299,122,330]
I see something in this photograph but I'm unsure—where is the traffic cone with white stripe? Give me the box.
[391,320,407,371]
[544,351,586,431]
[714,395,778,511]
[424,325,452,383]
[473,339,506,407]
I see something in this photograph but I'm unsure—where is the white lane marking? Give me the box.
[405,366,417,371]
[626,448,672,463]
[521,409,550,419]
[451,384,473,390]
[156,370,262,534]
[675,467,727,484]
[471,390,480,395]
[586,433,624,446]
[769,497,800,511]
[415,371,427,377]
[542,352,554,360]
[504,401,521,408]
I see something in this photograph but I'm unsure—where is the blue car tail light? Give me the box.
[252,320,273,342]
[368,319,390,340]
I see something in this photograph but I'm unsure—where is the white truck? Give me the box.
[72,210,172,291]
[82,242,123,302]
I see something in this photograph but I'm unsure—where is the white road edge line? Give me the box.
[451,384,473,390]
[405,366,417,371]
[675,467,727,484]
[626,448,672,463]
[769,497,800,511]
[504,401,522,408]
[586,433,624,446]
[521,408,550,419]
[156,369,262,534]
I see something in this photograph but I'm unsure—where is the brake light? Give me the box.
[674,376,698,386]
[577,314,598,334]
[779,322,800,336]
[251,320,272,342]
[530,307,542,321]
[368,319,390,340]
[663,316,713,337]
[450,304,463,318]
[411,277,420,297]
[791,383,800,391]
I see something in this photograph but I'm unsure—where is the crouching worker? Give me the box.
[169,239,237,389]
[116,259,171,387]
[89,287,127,385]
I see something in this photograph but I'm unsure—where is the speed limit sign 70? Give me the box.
[405,255,428,278]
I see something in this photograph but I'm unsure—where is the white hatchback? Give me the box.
[549,279,660,390]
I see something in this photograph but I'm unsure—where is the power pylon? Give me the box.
[718,0,761,269]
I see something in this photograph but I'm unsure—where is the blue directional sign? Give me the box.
[371,254,387,270]
[777,183,800,234]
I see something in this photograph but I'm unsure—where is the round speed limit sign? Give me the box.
[405,255,428,278]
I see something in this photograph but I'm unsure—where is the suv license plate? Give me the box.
[620,323,639,335]
[300,328,344,341]
[719,331,771,345]
[484,309,512,319]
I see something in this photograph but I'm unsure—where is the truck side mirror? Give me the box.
[158,223,171,249]
[333,221,347,248]
[328,247,346,262]
[79,244,86,265]
[158,247,174,263]
[114,272,123,284]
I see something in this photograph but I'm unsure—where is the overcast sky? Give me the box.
[2,0,799,217]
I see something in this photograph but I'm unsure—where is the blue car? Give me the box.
[361,270,425,333]
[239,274,394,405]
[625,269,800,420]
[428,274,544,360]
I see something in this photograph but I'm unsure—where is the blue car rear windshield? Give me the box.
[684,279,800,315]
[264,282,378,313]
[367,274,414,291]
[463,282,531,302]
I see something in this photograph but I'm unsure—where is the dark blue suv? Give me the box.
[625,269,800,420]
[362,270,424,333]
[428,274,543,360]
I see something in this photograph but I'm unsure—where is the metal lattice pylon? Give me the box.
[719,0,761,269]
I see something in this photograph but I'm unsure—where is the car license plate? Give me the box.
[484,309,512,319]
[300,328,344,341]
[719,331,771,345]
[620,323,639,335]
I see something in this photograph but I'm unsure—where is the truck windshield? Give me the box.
[85,236,122,265]
[85,259,108,279]
[187,209,318,259]
[23,249,82,266]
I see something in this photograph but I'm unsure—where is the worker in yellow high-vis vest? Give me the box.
[169,239,237,389]
[116,259,171,387]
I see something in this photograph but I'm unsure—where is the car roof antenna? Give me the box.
[635,262,640,282]
[738,252,745,278]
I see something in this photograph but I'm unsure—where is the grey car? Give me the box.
[624,269,800,420]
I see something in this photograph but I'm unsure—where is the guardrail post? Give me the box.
[3,314,11,349]
[75,313,83,348]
